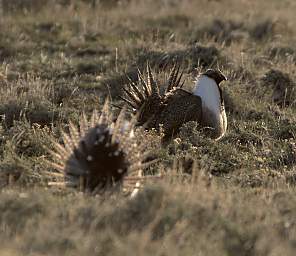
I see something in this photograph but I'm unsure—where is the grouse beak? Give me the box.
[222,73,227,82]
[218,70,227,83]
[216,71,227,85]
[221,72,228,81]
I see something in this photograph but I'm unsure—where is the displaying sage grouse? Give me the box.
[121,64,227,140]
[47,99,151,195]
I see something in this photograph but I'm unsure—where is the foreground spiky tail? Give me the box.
[47,100,153,195]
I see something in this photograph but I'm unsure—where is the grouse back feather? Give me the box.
[159,89,202,138]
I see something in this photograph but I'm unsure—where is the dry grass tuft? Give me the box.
[261,69,296,106]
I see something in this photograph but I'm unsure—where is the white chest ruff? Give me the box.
[192,75,227,139]
[193,75,222,125]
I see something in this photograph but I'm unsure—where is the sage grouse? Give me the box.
[47,99,152,195]
[121,64,227,140]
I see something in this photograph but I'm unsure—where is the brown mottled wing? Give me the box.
[158,89,202,136]
[137,96,163,128]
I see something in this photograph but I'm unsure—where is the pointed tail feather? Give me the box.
[146,63,159,97]
[166,64,184,93]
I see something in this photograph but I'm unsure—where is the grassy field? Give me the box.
[0,0,296,255]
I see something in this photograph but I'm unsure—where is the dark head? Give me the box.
[203,69,227,85]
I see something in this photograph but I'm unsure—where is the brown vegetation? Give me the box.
[0,0,296,255]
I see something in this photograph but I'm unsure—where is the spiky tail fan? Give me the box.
[120,63,184,128]
[47,100,153,195]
